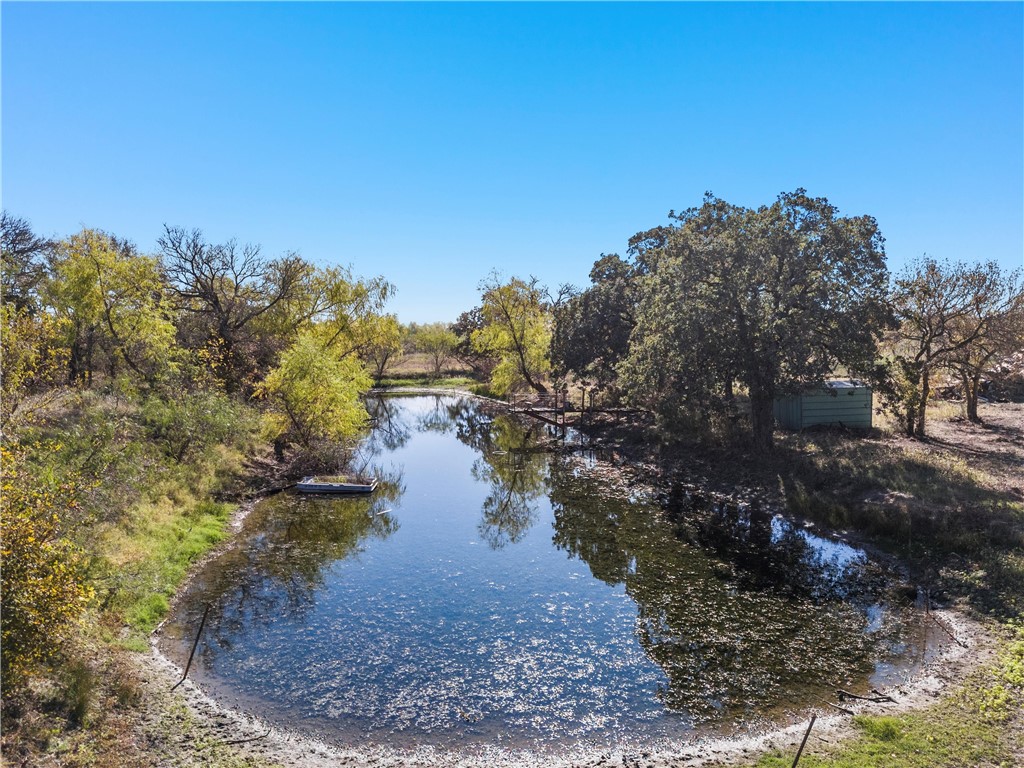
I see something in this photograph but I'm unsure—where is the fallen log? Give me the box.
[837,688,896,704]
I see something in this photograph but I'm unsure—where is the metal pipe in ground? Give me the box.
[172,604,211,691]
[791,714,817,768]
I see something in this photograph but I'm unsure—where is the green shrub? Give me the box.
[141,389,249,463]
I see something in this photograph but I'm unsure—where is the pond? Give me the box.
[159,395,948,755]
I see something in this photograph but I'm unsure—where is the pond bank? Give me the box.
[139,536,991,768]
[136,389,1005,766]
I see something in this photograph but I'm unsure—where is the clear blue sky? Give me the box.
[3,2,1022,323]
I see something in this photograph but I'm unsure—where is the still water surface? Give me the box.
[160,395,946,753]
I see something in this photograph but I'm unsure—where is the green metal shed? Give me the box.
[773,380,873,430]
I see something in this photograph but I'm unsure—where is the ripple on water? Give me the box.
[160,395,951,752]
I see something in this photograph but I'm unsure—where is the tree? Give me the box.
[887,257,1024,434]
[620,190,890,452]
[360,314,403,383]
[1,212,50,314]
[0,306,67,432]
[552,254,637,394]
[451,307,496,377]
[945,265,1023,423]
[157,226,308,393]
[472,274,553,395]
[257,331,372,449]
[44,229,177,386]
[412,322,458,378]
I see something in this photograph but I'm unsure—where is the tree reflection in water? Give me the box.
[362,396,413,455]
[160,397,941,746]
[412,396,549,549]
[549,460,904,723]
[178,471,404,664]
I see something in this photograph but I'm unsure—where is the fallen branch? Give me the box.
[928,612,969,648]
[812,695,855,716]
[837,688,895,704]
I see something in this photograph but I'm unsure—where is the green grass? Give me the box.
[101,497,234,638]
[374,373,480,389]
[755,711,1007,767]
[751,626,1024,768]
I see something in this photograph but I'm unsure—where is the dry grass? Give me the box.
[386,352,475,377]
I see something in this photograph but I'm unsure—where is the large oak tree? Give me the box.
[619,190,890,452]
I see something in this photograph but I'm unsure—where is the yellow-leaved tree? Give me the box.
[257,331,372,449]
[256,267,393,453]
[472,274,553,396]
[44,228,178,387]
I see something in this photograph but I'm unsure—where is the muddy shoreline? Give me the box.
[142,602,988,768]
[139,390,996,767]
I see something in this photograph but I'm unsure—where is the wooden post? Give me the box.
[172,604,211,691]
[791,714,816,768]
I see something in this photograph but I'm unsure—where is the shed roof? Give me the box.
[823,379,869,389]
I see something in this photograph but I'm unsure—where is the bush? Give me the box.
[140,389,249,463]
[0,445,93,694]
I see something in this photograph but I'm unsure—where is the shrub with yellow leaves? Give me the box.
[0,444,94,694]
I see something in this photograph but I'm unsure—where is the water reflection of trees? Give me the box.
[468,415,548,549]
[412,396,550,549]
[663,486,873,601]
[177,472,404,664]
[362,396,414,455]
[548,460,901,722]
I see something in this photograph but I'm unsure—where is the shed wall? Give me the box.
[773,384,872,430]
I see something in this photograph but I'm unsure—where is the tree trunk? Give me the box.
[965,372,982,423]
[749,389,775,453]
[69,332,83,385]
[84,327,95,388]
[914,368,930,438]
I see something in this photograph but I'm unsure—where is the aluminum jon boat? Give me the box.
[296,476,379,494]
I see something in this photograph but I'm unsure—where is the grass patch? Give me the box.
[750,609,1024,768]
[375,373,480,389]
[96,496,234,638]
[754,709,1007,767]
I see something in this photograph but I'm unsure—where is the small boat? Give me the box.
[296,476,378,494]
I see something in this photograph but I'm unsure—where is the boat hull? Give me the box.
[296,477,378,494]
